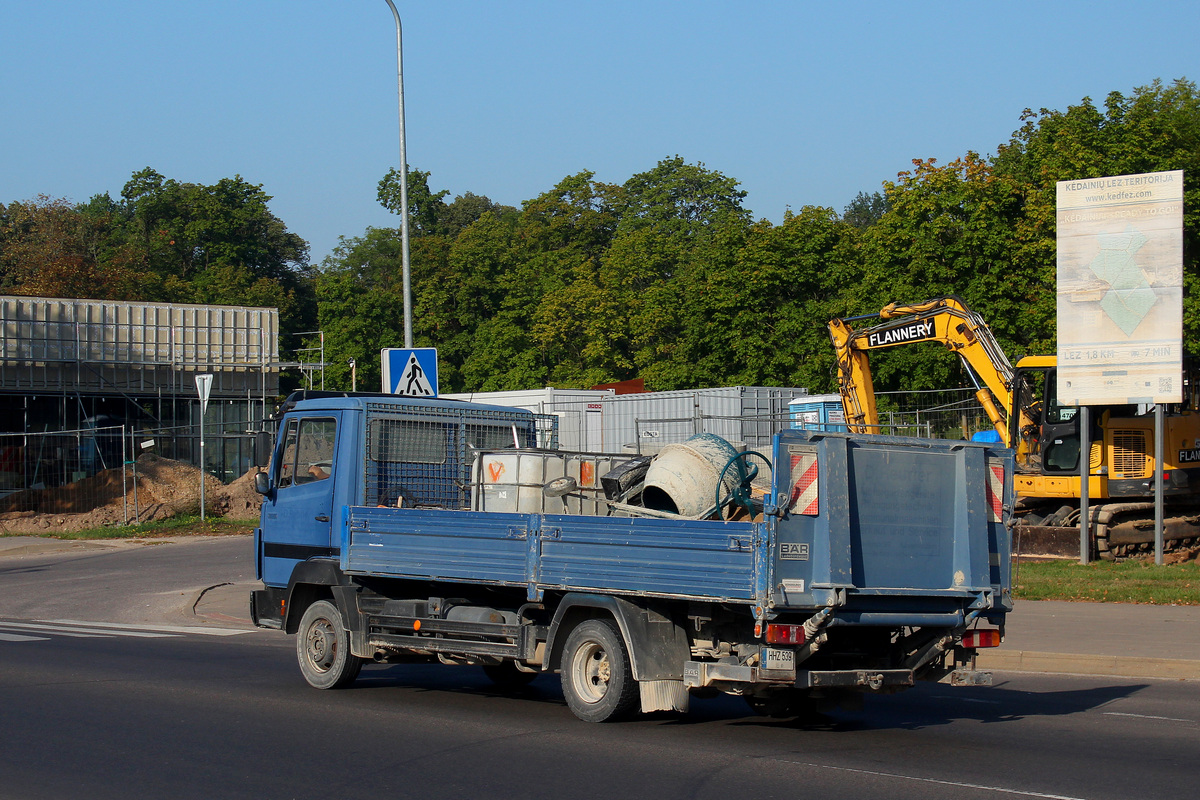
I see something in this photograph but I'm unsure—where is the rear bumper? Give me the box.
[683,660,919,691]
[797,668,915,690]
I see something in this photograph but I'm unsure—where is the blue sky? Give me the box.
[1,1,1196,265]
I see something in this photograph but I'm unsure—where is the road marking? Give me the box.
[41,619,251,637]
[0,619,252,641]
[1104,711,1196,723]
[779,761,1091,800]
[0,621,171,638]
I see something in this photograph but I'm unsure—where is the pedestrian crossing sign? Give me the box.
[382,348,439,397]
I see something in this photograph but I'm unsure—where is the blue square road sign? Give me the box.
[382,348,438,397]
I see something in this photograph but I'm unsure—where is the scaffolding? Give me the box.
[0,295,321,483]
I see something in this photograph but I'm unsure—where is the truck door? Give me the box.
[260,413,341,587]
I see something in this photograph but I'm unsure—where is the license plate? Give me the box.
[763,647,795,672]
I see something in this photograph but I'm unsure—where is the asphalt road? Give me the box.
[2,625,1199,800]
[2,538,1198,799]
[0,535,255,625]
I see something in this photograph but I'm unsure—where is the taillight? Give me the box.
[765,623,806,645]
[961,629,1002,648]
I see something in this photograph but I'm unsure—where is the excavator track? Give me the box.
[1015,502,1200,560]
[1092,502,1200,560]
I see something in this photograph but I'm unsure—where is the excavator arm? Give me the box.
[829,296,1032,443]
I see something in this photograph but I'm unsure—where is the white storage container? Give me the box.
[442,388,613,451]
[470,449,632,515]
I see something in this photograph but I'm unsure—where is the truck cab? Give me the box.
[252,392,541,621]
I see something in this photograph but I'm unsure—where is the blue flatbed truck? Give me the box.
[251,392,1013,722]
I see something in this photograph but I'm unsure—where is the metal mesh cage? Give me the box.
[363,403,557,509]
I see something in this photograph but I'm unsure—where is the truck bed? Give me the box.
[340,430,1011,622]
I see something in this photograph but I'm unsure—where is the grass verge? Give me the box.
[1,515,257,541]
[1015,558,1200,604]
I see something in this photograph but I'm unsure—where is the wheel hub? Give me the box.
[306,620,336,672]
[574,642,611,703]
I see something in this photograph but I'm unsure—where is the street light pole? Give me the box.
[383,0,414,348]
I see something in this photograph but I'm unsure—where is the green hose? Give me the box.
[715,451,772,521]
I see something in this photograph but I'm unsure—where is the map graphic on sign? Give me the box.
[381,348,438,397]
[1089,227,1154,335]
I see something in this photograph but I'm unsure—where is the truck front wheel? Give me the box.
[296,600,363,689]
[560,618,638,722]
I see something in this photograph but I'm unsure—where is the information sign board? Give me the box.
[1056,170,1184,404]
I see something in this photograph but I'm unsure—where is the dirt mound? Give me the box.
[1163,545,1200,565]
[211,467,264,520]
[0,454,263,535]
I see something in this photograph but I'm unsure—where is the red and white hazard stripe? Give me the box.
[986,459,1005,523]
[789,449,820,516]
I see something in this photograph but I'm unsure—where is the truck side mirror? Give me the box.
[254,430,274,469]
[253,471,271,495]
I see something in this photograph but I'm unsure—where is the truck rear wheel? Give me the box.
[296,600,363,689]
[560,618,638,722]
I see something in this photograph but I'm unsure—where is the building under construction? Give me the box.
[0,295,289,492]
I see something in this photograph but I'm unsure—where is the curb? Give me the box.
[978,649,1200,681]
[190,581,256,627]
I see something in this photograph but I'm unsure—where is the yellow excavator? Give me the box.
[828,296,1200,559]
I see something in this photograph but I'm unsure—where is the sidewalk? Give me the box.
[976,599,1200,681]
[4,535,1198,681]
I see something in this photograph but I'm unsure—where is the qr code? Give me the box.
[1160,377,1173,393]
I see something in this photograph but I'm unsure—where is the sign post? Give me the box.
[195,374,213,522]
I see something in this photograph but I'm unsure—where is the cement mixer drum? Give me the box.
[641,433,741,517]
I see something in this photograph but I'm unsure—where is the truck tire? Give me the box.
[296,600,363,689]
[560,618,638,722]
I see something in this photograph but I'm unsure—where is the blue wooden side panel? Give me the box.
[342,507,532,586]
[538,515,759,601]
[341,506,761,603]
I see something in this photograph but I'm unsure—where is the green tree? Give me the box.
[993,78,1200,348]
[0,195,141,299]
[704,208,862,391]
[610,158,754,389]
[463,171,620,390]
[377,166,449,236]
[118,168,315,333]
[842,191,889,229]
[848,154,1030,392]
[315,228,407,391]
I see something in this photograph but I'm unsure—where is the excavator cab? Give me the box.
[1012,364,1082,474]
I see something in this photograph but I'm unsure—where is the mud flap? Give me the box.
[639,679,689,713]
